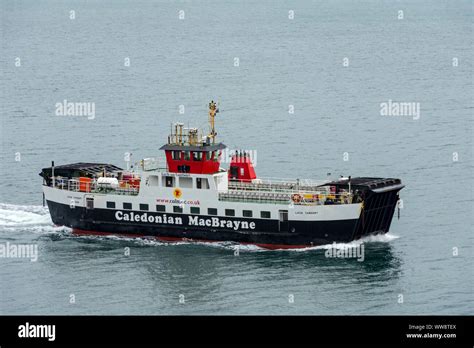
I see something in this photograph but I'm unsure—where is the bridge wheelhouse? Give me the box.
[160,101,227,175]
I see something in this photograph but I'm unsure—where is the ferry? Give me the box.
[40,101,404,249]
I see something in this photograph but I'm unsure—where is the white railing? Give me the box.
[48,177,140,196]
[256,176,331,187]
[228,177,331,194]
[219,190,353,206]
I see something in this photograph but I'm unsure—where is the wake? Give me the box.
[0,203,51,227]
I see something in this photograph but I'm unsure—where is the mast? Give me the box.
[208,100,219,144]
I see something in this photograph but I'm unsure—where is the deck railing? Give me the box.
[48,176,354,205]
[219,190,353,206]
[228,177,330,193]
[47,177,139,196]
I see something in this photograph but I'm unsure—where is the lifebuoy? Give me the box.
[291,194,302,203]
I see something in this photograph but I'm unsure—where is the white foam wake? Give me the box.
[280,233,400,252]
[76,234,264,252]
[0,203,51,227]
[91,233,399,253]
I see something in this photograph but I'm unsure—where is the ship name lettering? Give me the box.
[188,216,255,230]
[115,211,183,225]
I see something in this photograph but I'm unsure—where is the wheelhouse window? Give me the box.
[208,208,217,216]
[106,201,116,209]
[156,205,166,212]
[172,151,181,160]
[192,151,203,161]
[139,204,149,211]
[173,206,183,213]
[190,207,200,214]
[164,176,175,187]
[206,151,213,161]
[225,209,235,217]
[261,211,271,219]
[182,151,190,161]
[243,210,253,217]
[123,202,132,210]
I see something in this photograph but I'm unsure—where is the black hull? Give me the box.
[46,198,395,248]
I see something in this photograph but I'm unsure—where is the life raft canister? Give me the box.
[291,193,302,203]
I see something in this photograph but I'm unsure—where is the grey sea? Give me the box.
[0,0,472,315]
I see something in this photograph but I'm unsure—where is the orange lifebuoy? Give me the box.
[291,194,302,203]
